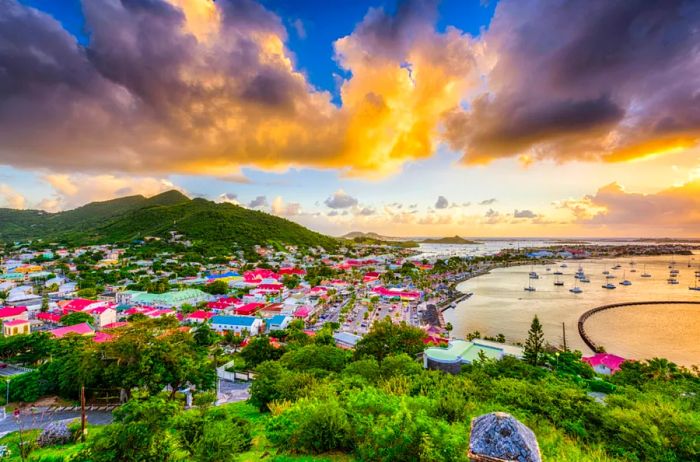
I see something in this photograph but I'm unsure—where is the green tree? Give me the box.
[203,280,229,295]
[354,319,426,362]
[523,315,545,366]
[41,294,49,312]
[60,312,93,326]
[240,336,285,369]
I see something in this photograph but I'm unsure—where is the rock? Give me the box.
[468,412,541,462]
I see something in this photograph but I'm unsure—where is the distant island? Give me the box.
[421,235,482,245]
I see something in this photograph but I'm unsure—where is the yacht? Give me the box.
[569,286,583,294]
[690,275,700,291]
[667,278,679,285]
[606,274,616,279]
[670,268,679,275]
[529,271,539,279]
[612,263,622,270]
[560,263,568,268]
[579,276,591,283]
[641,265,651,278]
[602,283,616,289]
[524,280,536,292]
[553,276,564,286]
[630,268,637,273]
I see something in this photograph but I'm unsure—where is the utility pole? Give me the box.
[562,322,567,352]
[80,385,86,441]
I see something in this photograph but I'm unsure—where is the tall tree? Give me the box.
[523,315,545,366]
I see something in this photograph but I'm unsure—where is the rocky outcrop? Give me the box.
[468,412,541,462]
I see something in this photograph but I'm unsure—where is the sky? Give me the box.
[1,0,700,238]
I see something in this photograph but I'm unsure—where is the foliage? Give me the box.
[523,315,545,366]
[354,319,426,362]
[240,336,285,369]
[0,190,338,252]
[59,312,93,326]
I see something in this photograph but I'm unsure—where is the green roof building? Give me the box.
[116,289,212,307]
[424,339,523,374]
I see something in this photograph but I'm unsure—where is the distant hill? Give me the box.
[341,231,406,241]
[0,190,337,251]
[421,235,481,245]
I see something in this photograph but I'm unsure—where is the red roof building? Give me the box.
[235,302,265,315]
[0,306,28,321]
[50,322,95,338]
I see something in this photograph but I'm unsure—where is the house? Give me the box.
[210,315,264,336]
[49,322,95,339]
[116,289,211,307]
[0,306,28,323]
[37,312,62,324]
[234,302,265,316]
[61,298,107,314]
[582,353,626,375]
[86,306,117,329]
[3,319,30,337]
[293,306,312,320]
[266,315,291,332]
[333,332,362,349]
[186,310,215,324]
[243,268,279,284]
[424,339,524,374]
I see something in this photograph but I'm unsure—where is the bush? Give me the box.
[266,397,351,454]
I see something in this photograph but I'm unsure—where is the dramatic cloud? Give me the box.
[248,195,268,208]
[513,209,537,219]
[444,0,700,165]
[0,184,26,209]
[324,189,358,209]
[574,181,700,230]
[434,195,449,209]
[0,0,476,178]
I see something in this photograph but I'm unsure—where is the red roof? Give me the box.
[235,302,264,315]
[582,353,627,373]
[243,268,279,282]
[0,306,27,318]
[102,321,128,329]
[279,267,306,275]
[88,306,114,315]
[257,283,284,291]
[62,299,100,313]
[187,310,215,321]
[3,319,29,327]
[293,307,311,318]
[37,312,62,323]
[93,332,113,343]
[50,322,94,338]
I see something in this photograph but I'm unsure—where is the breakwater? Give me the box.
[577,300,700,351]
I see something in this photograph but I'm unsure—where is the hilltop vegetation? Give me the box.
[2,320,697,462]
[0,191,337,251]
[421,235,481,245]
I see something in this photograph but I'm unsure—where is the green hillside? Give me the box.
[0,191,337,250]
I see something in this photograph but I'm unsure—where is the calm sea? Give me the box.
[447,255,700,367]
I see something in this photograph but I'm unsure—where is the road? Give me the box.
[0,410,113,434]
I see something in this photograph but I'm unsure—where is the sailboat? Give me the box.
[569,277,582,294]
[524,278,536,292]
[619,272,632,286]
[602,282,616,289]
[690,274,700,291]
[641,265,651,278]
[529,265,539,279]
[553,275,564,286]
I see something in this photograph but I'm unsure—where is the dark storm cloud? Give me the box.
[435,196,449,209]
[445,0,700,164]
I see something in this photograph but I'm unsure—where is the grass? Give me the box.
[0,426,101,462]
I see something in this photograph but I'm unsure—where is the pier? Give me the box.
[577,300,700,351]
